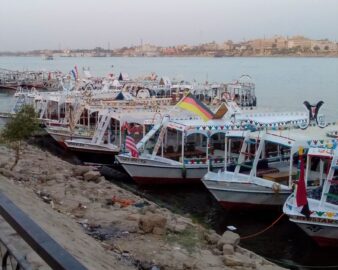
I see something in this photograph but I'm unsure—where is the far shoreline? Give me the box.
[1,54,338,58]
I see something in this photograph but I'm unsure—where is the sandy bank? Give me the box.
[0,143,285,270]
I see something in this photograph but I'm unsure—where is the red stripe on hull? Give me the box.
[133,176,201,185]
[57,141,67,149]
[67,148,118,155]
[312,236,338,247]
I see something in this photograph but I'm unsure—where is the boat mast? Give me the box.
[224,136,228,171]
[181,130,184,164]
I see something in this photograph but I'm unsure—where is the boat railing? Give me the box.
[0,192,86,270]
[183,156,236,166]
[218,169,290,189]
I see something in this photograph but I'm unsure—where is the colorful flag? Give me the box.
[125,135,139,158]
[296,147,311,218]
[70,66,79,80]
[74,65,79,79]
[121,122,130,133]
[177,93,214,121]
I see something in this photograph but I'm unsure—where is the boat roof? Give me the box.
[147,108,309,135]
[249,125,338,150]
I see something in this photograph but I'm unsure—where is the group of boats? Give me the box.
[0,68,62,91]
[4,68,338,247]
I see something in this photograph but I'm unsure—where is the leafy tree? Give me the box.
[0,105,40,170]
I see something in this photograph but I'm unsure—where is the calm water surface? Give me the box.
[1,56,338,269]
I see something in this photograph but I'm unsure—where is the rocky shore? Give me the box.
[0,143,285,270]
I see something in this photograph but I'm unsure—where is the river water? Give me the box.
[1,56,338,269]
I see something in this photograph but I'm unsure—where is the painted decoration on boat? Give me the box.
[286,203,338,219]
[308,148,335,157]
[299,101,327,129]
[306,139,337,149]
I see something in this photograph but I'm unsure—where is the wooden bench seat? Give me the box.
[262,171,295,183]
[256,168,279,177]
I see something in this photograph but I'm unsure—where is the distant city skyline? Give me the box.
[1,0,338,51]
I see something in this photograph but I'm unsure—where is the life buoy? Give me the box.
[137,89,150,99]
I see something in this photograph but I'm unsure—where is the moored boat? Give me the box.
[202,105,334,209]
[64,107,162,164]
[117,100,306,185]
[283,143,338,246]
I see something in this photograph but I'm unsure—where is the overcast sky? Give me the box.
[1,0,338,51]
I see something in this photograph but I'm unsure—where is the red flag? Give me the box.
[121,122,130,133]
[296,148,311,217]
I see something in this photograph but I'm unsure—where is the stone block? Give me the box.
[83,171,101,182]
[217,230,240,249]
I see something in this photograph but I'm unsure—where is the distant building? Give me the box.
[248,38,275,52]
[221,40,234,51]
[287,36,311,50]
[201,41,220,51]
[274,36,288,49]
[134,43,159,56]
[311,39,337,52]
[161,47,177,55]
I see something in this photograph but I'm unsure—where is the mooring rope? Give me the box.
[240,213,285,240]
[239,214,338,269]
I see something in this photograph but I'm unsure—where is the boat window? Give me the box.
[327,184,338,205]
[306,157,328,187]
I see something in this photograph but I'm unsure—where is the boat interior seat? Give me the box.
[256,168,279,178]
[186,143,195,152]
[166,145,174,153]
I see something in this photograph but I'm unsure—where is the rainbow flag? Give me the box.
[177,93,214,121]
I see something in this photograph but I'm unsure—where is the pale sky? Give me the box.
[1,0,337,51]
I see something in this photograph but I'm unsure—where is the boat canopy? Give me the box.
[142,108,312,138]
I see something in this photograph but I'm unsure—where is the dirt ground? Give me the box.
[0,143,285,270]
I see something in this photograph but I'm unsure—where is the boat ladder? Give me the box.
[12,94,27,113]
[71,103,85,127]
[136,123,162,150]
[233,133,265,179]
[234,134,256,174]
[91,110,114,145]
[39,100,48,119]
[151,126,167,159]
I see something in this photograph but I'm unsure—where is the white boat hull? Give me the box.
[289,217,338,246]
[46,128,91,148]
[65,140,119,155]
[202,179,290,209]
[116,155,223,185]
[283,195,338,246]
